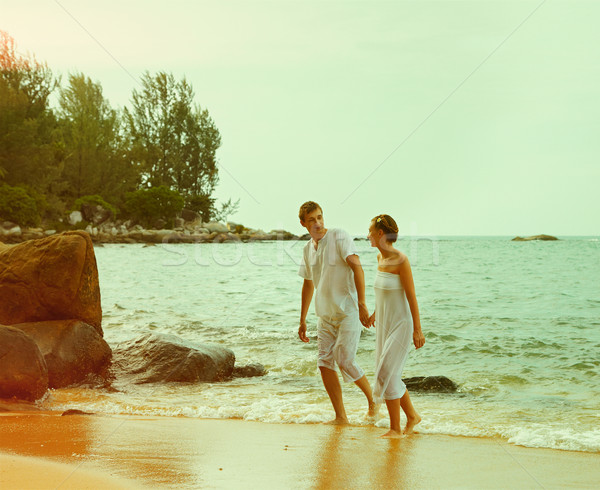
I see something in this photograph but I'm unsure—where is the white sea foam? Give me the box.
[41,391,600,453]
[504,425,600,453]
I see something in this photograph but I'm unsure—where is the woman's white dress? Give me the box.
[373,270,413,402]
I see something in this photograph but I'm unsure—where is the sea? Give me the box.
[39,236,600,453]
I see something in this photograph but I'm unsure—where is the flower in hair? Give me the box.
[377,217,382,223]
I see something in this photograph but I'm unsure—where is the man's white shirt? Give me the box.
[298,228,358,323]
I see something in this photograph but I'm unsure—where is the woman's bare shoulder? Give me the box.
[392,249,407,264]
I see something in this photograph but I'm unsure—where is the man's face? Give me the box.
[300,208,325,238]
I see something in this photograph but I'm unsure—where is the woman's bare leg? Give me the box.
[399,390,421,434]
[380,398,402,438]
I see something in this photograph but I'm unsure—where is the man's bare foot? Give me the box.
[381,429,403,438]
[325,417,349,425]
[403,413,421,435]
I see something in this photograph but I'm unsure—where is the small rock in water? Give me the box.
[512,234,558,241]
[61,409,94,416]
[233,363,268,378]
[403,376,458,393]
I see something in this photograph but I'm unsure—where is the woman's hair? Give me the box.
[372,214,399,243]
[298,201,322,222]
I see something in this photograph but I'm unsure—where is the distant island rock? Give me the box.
[512,234,558,242]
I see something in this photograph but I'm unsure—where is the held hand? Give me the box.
[298,321,309,343]
[366,312,376,328]
[413,329,425,349]
[358,302,370,327]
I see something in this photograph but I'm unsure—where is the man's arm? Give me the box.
[346,254,370,326]
[299,279,314,342]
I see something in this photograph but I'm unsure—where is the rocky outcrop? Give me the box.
[111,333,235,384]
[233,363,268,378]
[12,320,111,389]
[512,234,558,241]
[0,231,102,334]
[403,376,458,393]
[81,203,112,225]
[0,221,21,237]
[204,221,229,233]
[0,325,48,401]
[0,218,301,245]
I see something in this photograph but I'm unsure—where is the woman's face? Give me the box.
[367,222,382,247]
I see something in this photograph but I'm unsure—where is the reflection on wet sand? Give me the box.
[313,424,412,489]
[2,414,599,488]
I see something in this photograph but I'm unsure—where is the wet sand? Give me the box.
[1,411,599,489]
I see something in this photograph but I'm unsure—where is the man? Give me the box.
[297,201,376,424]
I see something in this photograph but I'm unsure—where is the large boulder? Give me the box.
[111,333,235,384]
[0,231,102,334]
[0,325,48,401]
[12,320,112,389]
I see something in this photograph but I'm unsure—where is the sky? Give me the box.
[2,0,599,236]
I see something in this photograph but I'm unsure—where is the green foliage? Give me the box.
[73,194,117,220]
[0,183,44,226]
[123,71,221,202]
[186,195,240,223]
[186,194,215,222]
[212,198,240,223]
[125,186,184,228]
[0,31,231,227]
[0,72,61,193]
[58,74,135,202]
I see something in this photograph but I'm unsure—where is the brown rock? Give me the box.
[12,320,112,389]
[0,325,48,401]
[233,363,268,378]
[181,209,199,222]
[0,231,102,334]
[403,376,458,393]
[512,234,559,241]
[61,409,94,416]
[80,203,112,225]
[112,333,235,384]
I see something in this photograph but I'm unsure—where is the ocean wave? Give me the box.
[40,393,600,453]
[504,425,600,453]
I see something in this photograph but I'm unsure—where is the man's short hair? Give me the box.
[299,201,322,222]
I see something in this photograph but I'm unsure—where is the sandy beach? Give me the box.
[1,407,598,489]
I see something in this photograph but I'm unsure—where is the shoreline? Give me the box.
[0,228,302,245]
[1,409,598,489]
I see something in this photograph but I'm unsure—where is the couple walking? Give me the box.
[297,201,425,437]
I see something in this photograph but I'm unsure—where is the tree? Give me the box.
[0,30,61,194]
[0,183,45,226]
[124,186,184,228]
[123,71,221,207]
[58,73,135,203]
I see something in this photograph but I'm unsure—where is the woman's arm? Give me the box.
[397,258,425,349]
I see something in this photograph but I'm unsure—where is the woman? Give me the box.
[367,214,425,438]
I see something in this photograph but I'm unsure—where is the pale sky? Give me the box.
[2,0,599,236]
